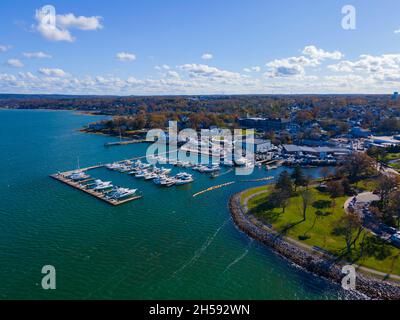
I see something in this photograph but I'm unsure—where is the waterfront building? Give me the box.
[282,144,351,159]
[238,117,290,131]
[351,127,372,138]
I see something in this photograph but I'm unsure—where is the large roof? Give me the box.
[283,144,350,154]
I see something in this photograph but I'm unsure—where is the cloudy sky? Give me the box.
[1,0,400,95]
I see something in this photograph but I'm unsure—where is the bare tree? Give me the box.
[334,212,364,255]
[299,188,314,221]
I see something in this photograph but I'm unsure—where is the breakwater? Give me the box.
[229,191,400,300]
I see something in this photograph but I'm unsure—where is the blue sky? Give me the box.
[0,0,400,94]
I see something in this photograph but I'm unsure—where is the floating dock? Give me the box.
[192,181,235,198]
[50,173,142,206]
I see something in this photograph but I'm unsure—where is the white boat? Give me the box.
[135,170,148,178]
[160,167,171,175]
[174,173,194,185]
[144,172,158,180]
[118,165,132,173]
[106,163,124,170]
[69,171,89,181]
[235,158,247,166]
[200,165,220,173]
[153,175,168,185]
[106,187,138,200]
[163,177,176,187]
[93,180,113,191]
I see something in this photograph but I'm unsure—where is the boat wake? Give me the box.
[223,239,253,273]
[170,219,230,279]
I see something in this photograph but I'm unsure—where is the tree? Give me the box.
[275,170,293,195]
[340,153,377,183]
[291,166,307,191]
[341,177,353,196]
[376,174,399,210]
[388,191,400,228]
[270,190,291,213]
[326,180,345,198]
[299,188,314,221]
[334,212,364,255]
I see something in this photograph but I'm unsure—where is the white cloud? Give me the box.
[2,46,400,95]
[23,51,52,59]
[34,8,103,42]
[155,64,170,70]
[394,29,400,34]
[180,64,243,80]
[265,46,344,78]
[201,53,213,60]
[116,52,136,62]
[5,59,24,68]
[56,13,103,31]
[328,54,400,75]
[265,56,314,78]
[166,70,180,78]
[302,45,343,61]
[0,45,12,52]
[244,66,261,73]
[38,68,68,77]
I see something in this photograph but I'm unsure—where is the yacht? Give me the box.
[163,177,176,187]
[200,164,220,173]
[153,175,168,185]
[144,172,158,180]
[174,173,194,185]
[106,187,138,200]
[160,167,171,175]
[106,163,123,170]
[135,170,148,178]
[118,165,132,173]
[69,171,89,181]
[92,180,113,191]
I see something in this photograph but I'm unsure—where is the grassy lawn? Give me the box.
[384,152,400,162]
[240,185,269,205]
[244,185,400,275]
[352,178,379,192]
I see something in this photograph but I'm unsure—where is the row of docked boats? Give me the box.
[106,159,194,187]
[65,170,140,201]
[86,179,139,200]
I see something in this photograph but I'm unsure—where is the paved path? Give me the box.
[242,187,400,281]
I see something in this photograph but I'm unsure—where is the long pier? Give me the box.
[50,173,142,206]
[104,139,148,147]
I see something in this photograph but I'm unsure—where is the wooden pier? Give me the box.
[50,173,142,206]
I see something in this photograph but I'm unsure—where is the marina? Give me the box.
[50,172,142,206]
[0,109,347,300]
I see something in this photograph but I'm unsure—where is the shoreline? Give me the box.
[229,190,400,300]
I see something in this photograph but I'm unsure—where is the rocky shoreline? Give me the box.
[229,191,400,300]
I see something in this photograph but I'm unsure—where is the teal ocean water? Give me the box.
[0,109,347,299]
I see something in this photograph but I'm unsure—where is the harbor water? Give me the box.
[0,109,349,299]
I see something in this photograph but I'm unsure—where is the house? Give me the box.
[351,127,371,138]
[238,117,290,131]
